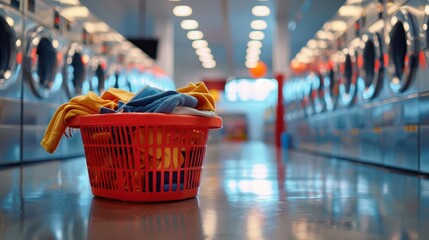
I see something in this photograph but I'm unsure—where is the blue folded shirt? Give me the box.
[100,85,198,114]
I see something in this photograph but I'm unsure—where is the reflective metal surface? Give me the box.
[0,3,23,165]
[0,142,428,239]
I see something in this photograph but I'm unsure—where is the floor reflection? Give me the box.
[0,142,428,239]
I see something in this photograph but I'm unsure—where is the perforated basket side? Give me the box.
[79,123,210,202]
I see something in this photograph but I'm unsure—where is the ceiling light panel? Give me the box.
[187,30,204,40]
[61,6,89,19]
[249,31,265,40]
[173,4,216,69]
[247,40,262,48]
[173,5,192,17]
[202,61,216,69]
[338,5,363,17]
[252,6,270,16]
[192,40,208,48]
[250,20,267,30]
[180,19,199,30]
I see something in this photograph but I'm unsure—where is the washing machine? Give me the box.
[323,49,341,113]
[56,15,94,158]
[382,0,422,171]
[320,44,342,155]
[103,41,130,93]
[87,53,108,95]
[22,0,65,162]
[0,0,23,165]
[357,0,386,164]
[60,17,92,100]
[418,0,429,173]
[336,30,361,159]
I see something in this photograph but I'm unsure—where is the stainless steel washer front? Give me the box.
[385,8,419,93]
[358,32,384,100]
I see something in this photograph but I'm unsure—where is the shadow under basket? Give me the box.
[68,113,222,202]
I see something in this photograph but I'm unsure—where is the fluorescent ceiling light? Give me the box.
[181,19,199,30]
[173,5,192,17]
[338,5,363,17]
[202,61,216,69]
[252,6,270,16]
[196,47,211,56]
[246,54,260,61]
[187,30,203,40]
[55,0,80,5]
[250,20,267,30]
[307,39,317,49]
[300,47,314,56]
[249,31,265,40]
[330,20,347,32]
[61,6,89,18]
[84,22,110,33]
[316,30,334,40]
[246,47,261,55]
[247,40,262,48]
[192,40,208,48]
[245,61,258,68]
[317,40,328,49]
[199,55,213,62]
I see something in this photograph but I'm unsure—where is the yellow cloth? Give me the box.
[40,88,134,153]
[176,82,216,111]
[134,127,185,170]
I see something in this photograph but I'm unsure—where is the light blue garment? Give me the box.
[100,85,198,114]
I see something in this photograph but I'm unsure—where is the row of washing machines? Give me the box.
[0,0,164,165]
[285,0,429,174]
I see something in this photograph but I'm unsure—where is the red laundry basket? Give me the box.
[68,113,222,202]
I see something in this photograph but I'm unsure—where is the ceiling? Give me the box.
[80,0,345,87]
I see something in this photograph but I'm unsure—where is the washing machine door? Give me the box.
[339,48,357,106]
[358,32,384,100]
[385,8,419,93]
[0,10,20,90]
[64,43,89,98]
[90,56,107,95]
[310,71,325,113]
[323,60,340,111]
[24,27,61,98]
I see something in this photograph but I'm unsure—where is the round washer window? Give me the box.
[36,37,57,89]
[391,21,407,80]
[363,39,376,88]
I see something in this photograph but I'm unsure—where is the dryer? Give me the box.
[357,0,386,165]
[0,0,23,165]
[22,0,65,162]
[382,0,422,171]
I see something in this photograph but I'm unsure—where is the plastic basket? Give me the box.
[68,113,222,202]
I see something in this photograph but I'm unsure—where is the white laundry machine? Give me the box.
[0,0,23,165]
[22,0,65,162]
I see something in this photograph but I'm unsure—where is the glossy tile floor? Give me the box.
[1,141,428,239]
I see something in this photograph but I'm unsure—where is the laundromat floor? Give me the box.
[0,141,427,239]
